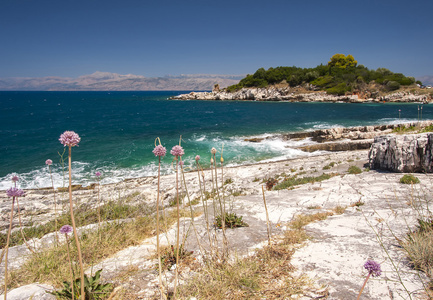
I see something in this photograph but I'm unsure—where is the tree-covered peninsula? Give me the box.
[227,54,420,96]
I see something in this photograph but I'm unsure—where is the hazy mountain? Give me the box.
[418,75,433,86]
[0,72,242,91]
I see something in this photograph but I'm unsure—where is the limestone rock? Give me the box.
[171,87,432,103]
[299,139,373,152]
[1,283,56,300]
[369,133,433,172]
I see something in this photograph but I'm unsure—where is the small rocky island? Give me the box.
[172,54,432,103]
[171,86,431,103]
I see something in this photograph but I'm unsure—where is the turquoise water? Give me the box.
[0,91,430,189]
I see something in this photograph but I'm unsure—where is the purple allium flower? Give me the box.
[60,225,73,235]
[195,155,200,161]
[95,171,101,177]
[11,175,19,183]
[364,260,382,277]
[152,145,167,157]
[45,159,53,166]
[59,131,81,147]
[211,147,217,155]
[170,145,184,157]
[6,187,25,198]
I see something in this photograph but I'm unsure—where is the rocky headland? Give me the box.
[171,87,432,103]
[2,122,433,299]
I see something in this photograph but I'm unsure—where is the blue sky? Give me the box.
[1,0,432,78]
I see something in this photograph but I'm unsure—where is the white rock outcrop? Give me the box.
[369,133,433,172]
[171,87,432,103]
[1,283,56,300]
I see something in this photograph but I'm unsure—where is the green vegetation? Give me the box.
[215,212,249,229]
[400,174,420,184]
[420,124,433,133]
[402,218,433,286]
[392,126,417,134]
[322,162,336,170]
[51,269,113,300]
[273,173,337,190]
[348,166,362,174]
[0,200,151,248]
[227,53,417,95]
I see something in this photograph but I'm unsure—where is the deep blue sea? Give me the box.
[1,91,431,190]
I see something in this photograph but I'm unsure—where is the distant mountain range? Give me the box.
[0,72,243,91]
[0,71,430,91]
[418,75,433,86]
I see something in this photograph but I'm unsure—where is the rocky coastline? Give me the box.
[171,87,432,103]
[2,122,433,299]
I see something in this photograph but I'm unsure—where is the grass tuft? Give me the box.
[273,173,337,191]
[400,174,420,184]
[348,166,362,174]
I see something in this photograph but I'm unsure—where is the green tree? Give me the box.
[328,54,358,69]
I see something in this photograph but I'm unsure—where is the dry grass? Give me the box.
[7,207,201,292]
[402,222,433,278]
[176,209,339,299]
[289,211,334,230]
[177,244,311,300]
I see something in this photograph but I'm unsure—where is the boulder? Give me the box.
[369,133,433,173]
[1,283,56,300]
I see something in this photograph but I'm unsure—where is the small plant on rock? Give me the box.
[224,178,233,185]
[348,166,362,174]
[215,212,249,229]
[160,244,193,270]
[265,178,277,191]
[400,174,420,184]
[51,269,113,300]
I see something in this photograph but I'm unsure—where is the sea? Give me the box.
[0,91,430,190]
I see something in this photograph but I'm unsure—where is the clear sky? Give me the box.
[1,0,432,78]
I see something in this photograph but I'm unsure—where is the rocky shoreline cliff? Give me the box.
[171,87,432,103]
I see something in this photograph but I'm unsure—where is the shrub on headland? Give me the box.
[226,53,417,95]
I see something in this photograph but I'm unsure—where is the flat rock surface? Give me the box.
[1,149,432,299]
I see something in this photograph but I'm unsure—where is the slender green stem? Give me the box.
[65,234,75,300]
[68,147,85,300]
[173,157,180,299]
[4,197,15,300]
[197,162,213,251]
[261,186,272,246]
[16,198,35,253]
[213,153,228,256]
[48,166,59,246]
[97,177,101,241]
[356,272,371,300]
[181,163,203,254]
[156,157,165,299]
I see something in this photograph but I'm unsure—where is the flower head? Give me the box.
[59,131,81,147]
[60,225,73,235]
[95,171,101,177]
[364,260,381,277]
[170,145,184,157]
[211,147,217,155]
[45,159,53,166]
[11,175,19,183]
[152,145,167,157]
[195,155,200,161]
[7,187,25,198]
